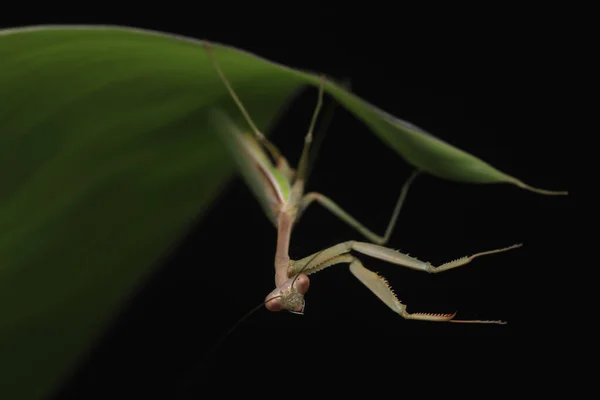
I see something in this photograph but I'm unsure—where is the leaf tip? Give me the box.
[513,180,569,196]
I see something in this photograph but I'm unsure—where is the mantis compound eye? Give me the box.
[264,274,310,313]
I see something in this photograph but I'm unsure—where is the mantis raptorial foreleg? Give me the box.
[266,241,521,323]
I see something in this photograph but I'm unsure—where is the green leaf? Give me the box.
[0,25,566,399]
[0,26,304,399]
[308,78,566,194]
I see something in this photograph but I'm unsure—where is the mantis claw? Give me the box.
[403,311,458,322]
[449,319,507,325]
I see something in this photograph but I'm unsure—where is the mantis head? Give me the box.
[264,274,310,315]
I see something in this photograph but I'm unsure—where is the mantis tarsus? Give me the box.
[204,41,521,324]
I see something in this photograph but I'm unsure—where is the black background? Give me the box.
[3,8,572,399]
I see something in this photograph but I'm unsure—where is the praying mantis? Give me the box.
[204,42,521,324]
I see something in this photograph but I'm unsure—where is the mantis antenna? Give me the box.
[174,296,282,397]
[177,249,328,396]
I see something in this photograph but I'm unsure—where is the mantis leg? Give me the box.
[347,258,505,324]
[296,76,326,182]
[349,241,522,274]
[289,240,521,277]
[277,240,520,322]
[276,247,507,323]
[303,78,351,185]
[203,41,284,163]
[299,170,420,245]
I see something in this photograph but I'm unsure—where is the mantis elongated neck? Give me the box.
[274,211,293,287]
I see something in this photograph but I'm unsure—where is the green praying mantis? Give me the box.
[204,41,523,324]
